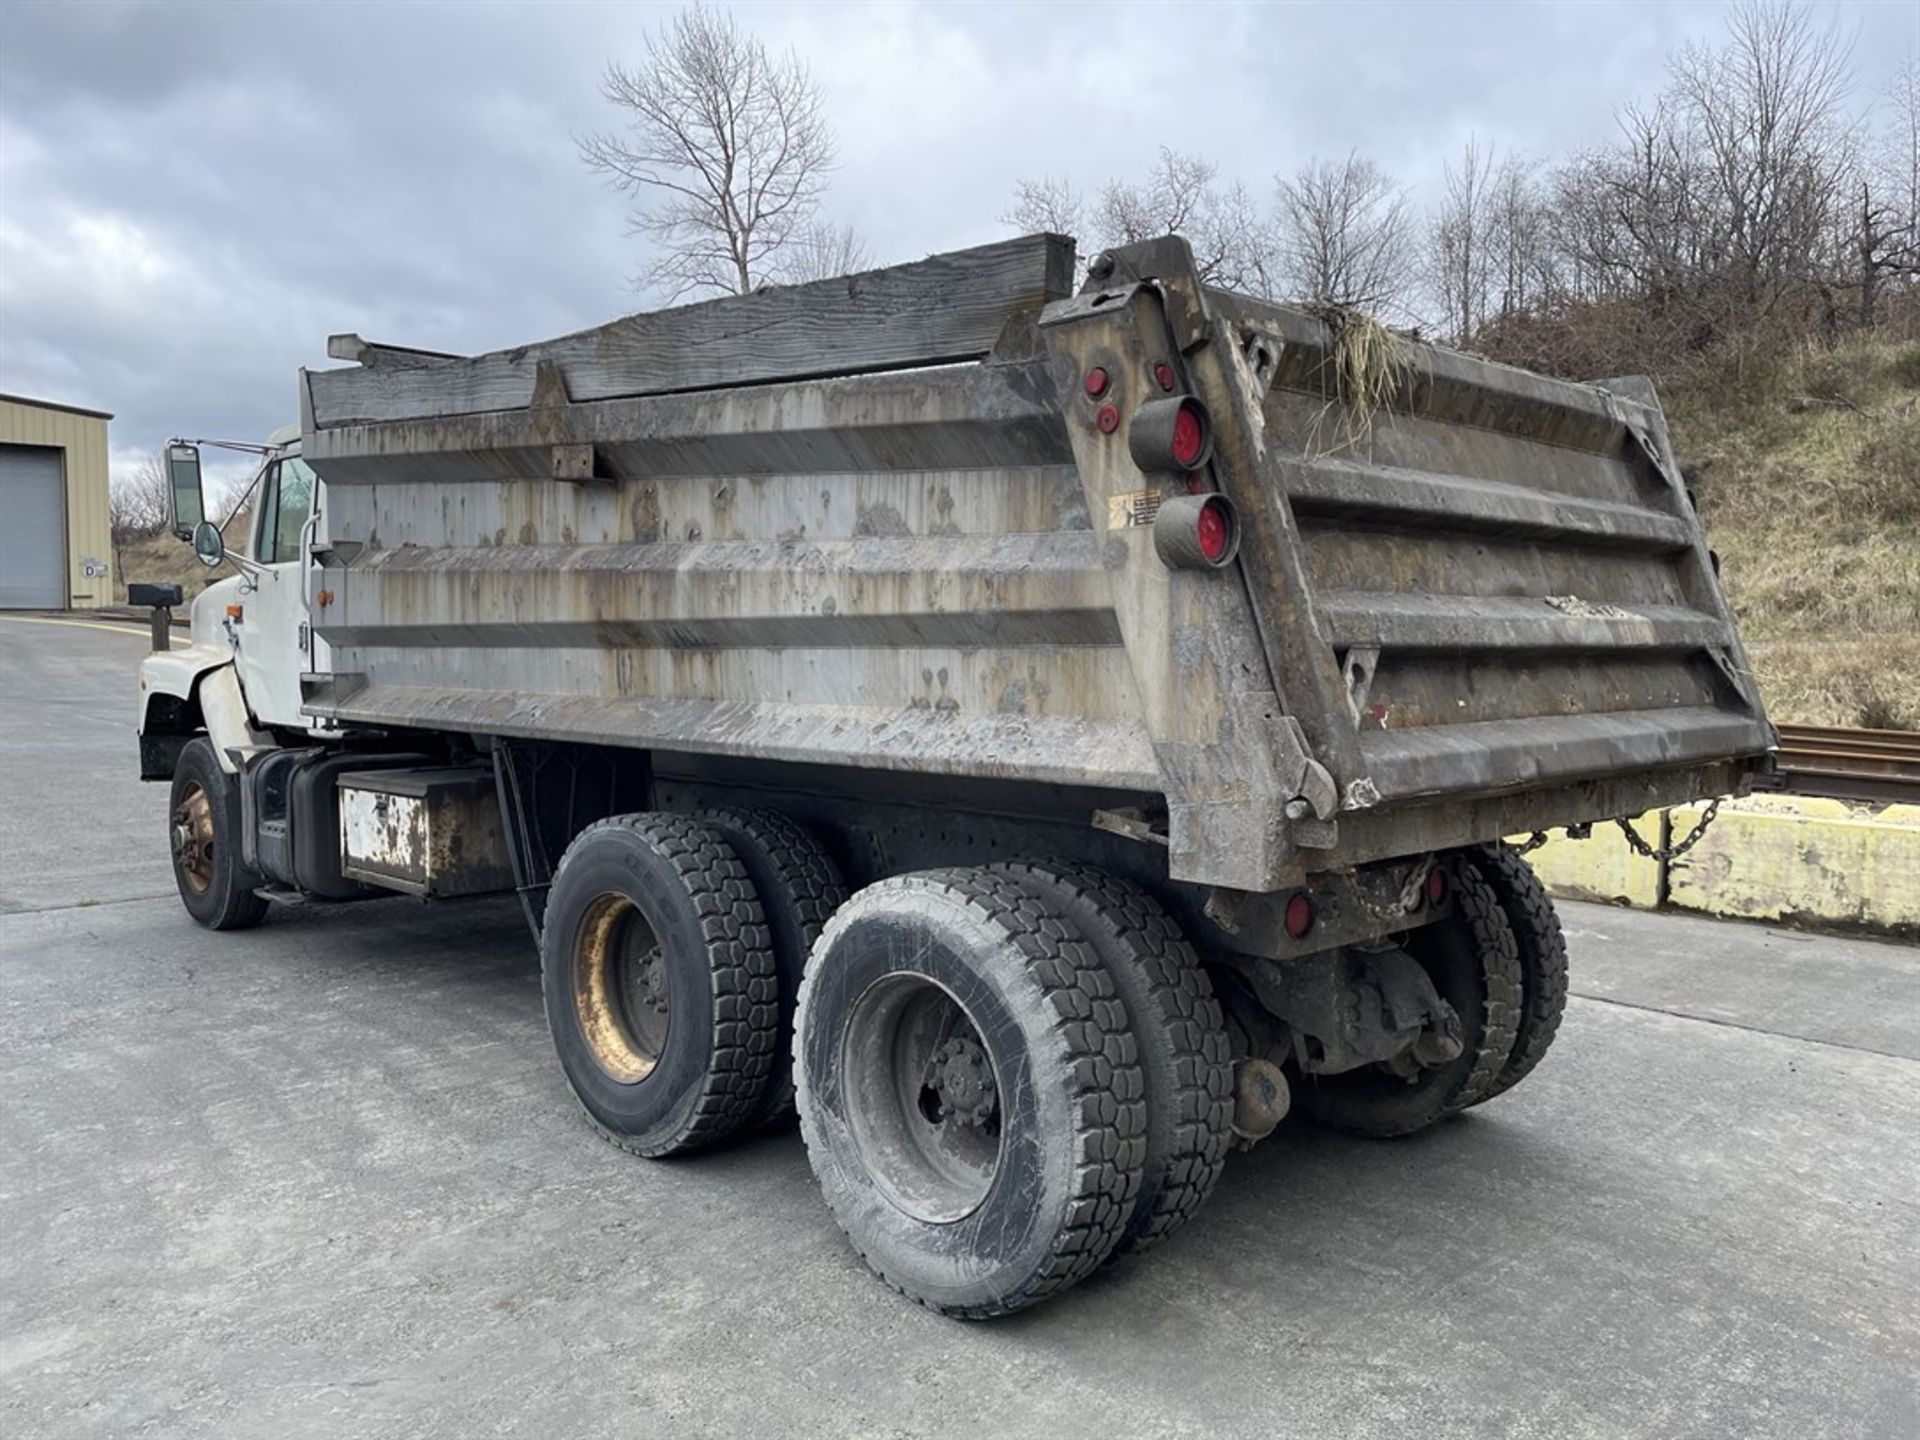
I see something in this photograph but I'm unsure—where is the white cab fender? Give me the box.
[196,665,273,773]
[138,649,269,776]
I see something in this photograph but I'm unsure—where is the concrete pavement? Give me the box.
[2,619,1916,1439]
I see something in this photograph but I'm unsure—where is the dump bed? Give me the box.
[299,233,1771,893]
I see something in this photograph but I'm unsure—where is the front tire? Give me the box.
[168,736,268,931]
[540,814,778,1158]
[794,869,1145,1318]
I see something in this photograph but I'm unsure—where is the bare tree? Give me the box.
[1273,151,1414,314]
[1430,136,1497,343]
[1097,149,1274,289]
[1549,100,1711,308]
[110,453,169,538]
[1857,55,1920,325]
[108,452,171,577]
[1006,149,1275,293]
[1097,148,1218,249]
[776,219,872,284]
[1846,181,1915,327]
[1002,175,1085,236]
[1885,55,1920,239]
[580,7,836,298]
[1486,153,1554,319]
[1204,179,1282,299]
[1669,1,1853,303]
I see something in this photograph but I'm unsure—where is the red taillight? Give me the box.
[1128,395,1214,473]
[1152,492,1239,569]
[1084,366,1110,398]
[1284,892,1314,940]
[1170,402,1207,467]
[1153,360,1177,391]
[1095,403,1120,434]
[1426,866,1448,905]
[1196,497,1231,563]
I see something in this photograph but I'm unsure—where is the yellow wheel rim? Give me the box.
[573,893,671,1083]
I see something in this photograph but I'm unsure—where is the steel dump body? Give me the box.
[299,234,1771,894]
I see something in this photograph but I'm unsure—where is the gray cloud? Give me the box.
[2,0,1912,482]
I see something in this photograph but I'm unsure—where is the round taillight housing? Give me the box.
[1084,366,1110,399]
[1128,395,1214,473]
[1425,866,1448,905]
[1095,403,1120,434]
[1284,892,1314,940]
[1152,360,1177,391]
[1152,492,1239,569]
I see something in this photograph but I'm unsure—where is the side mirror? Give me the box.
[167,442,207,541]
[191,519,226,569]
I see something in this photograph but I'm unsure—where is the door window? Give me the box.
[252,457,317,564]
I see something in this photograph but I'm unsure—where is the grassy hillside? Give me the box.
[1663,334,1920,730]
[113,513,250,608]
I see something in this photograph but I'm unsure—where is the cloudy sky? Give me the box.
[2,0,1914,488]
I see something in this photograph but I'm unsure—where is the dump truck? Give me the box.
[135,233,1774,1318]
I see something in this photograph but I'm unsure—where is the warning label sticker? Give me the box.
[1108,488,1164,529]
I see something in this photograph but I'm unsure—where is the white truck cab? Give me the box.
[136,425,331,778]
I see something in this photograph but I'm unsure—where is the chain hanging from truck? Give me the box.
[1615,798,1723,862]
[1512,804,1719,862]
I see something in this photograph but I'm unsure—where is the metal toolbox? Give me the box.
[337,766,513,898]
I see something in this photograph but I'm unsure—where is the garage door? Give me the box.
[0,443,67,609]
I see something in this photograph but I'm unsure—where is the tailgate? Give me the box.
[1208,288,1773,814]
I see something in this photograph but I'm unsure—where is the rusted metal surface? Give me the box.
[338,767,514,898]
[301,232,1770,892]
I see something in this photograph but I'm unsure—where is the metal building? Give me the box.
[0,394,114,610]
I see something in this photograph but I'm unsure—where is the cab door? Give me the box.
[232,453,324,729]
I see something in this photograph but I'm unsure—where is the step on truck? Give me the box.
[136,233,1773,1318]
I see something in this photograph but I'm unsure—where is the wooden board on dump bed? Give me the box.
[304,234,1077,429]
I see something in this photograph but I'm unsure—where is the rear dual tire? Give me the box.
[697,808,849,1129]
[1294,859,1523,1138]
[794,869,1149,1319]
[990,861,1232,1260]
[539,813,779,1157]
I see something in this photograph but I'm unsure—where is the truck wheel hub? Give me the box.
[171,784,215,895]
[573,892,672,1083]
[840,974,1002,1224]
[925,1036,997,1127]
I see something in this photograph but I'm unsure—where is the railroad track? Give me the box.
[1759,723,1920,804]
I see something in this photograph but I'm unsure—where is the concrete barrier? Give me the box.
[1511,795,1919,936]
[1668,796,1920,933]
